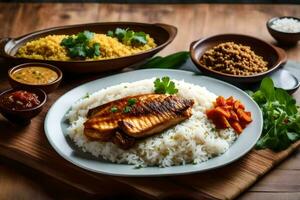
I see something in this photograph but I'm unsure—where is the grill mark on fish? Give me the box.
[84,94,194,149]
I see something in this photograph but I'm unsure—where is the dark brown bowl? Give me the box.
[267,16,300,46]
[0,22,177,73]
[0,88,47,125]
[8,62,63,94]
[190,34,287,84]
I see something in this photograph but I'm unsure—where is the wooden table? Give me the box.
[0,3,299,200]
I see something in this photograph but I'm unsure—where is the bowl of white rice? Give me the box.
[267,16,300,45]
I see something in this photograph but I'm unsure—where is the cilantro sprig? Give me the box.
[249,77,300,151]
[154,77,178,95]
[61,30,100,59]
[107,28,147,46]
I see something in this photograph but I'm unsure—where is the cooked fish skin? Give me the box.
[112,132,136,150]
[119,95,193,138]
[84,94,167,137]
[83,94,194,149]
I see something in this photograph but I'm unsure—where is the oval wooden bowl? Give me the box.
[0,22,177,73]
[190,34,287,84]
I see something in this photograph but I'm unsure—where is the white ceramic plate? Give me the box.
[44,69,263,177]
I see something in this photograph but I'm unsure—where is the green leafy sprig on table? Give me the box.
[154,76,178,95]
[249,77,300,151]
[142,51,190,69]
[107,28,147,46]
[60,30,100,59]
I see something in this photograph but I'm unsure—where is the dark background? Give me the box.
[1,0,300,3]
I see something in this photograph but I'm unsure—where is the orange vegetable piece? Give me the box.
[245,111,252,117]
[226,96,234,105]
[206,96,252,135]
[236,108,252,124]
[239,121,247,129]
[215,107,231,118]
[206,109,217,119]
[221,105,232,110]
[229,110,239,121]
[216,96,226,106]
[230,121,243,134]
[233,100,242,110]
[213,115,230,129]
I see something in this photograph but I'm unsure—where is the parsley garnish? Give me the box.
[154,77,178,95]
[250,77,300,151]
[123,106,131,113]
[128,98,137,106]
[107,28,147,46]
[111,106,118,113]
[60,30,100,59]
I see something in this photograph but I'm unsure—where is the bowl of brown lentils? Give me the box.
[190,34,287,83]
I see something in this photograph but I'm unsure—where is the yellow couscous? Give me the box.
[16,33,156,61]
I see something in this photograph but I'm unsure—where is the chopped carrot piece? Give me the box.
[239,103,245,110]
[226,96,234,105]
[239,121,247,129]
[230,121,243,134]
[206,96,252,135]
[206,109,217,119]
[213,115,230,129]
[245,111,252,117]
[215,107,230,118]
[236,109,252,124]
[229,110,239,121]
[216,96,226,106]
[233,100,241,110]
[221,105,232,110]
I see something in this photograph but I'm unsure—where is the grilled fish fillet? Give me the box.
[84,94,194,149]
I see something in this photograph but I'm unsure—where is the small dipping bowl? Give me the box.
[267,16,300,46]
[8,63,63,94]
[0,88,47,125]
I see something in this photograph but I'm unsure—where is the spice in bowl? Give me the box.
[11,66,58,85]
[270,17,300,33]
[0,90,40,110]
[8,63,63,93]
[199,42,268,76]
[0,88,47,124]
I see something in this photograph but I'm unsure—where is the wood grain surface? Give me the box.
[0,3,300,200]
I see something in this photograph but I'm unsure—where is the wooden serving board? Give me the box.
[0,70,300,200]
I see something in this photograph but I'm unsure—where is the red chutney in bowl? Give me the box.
[0,90,41,110]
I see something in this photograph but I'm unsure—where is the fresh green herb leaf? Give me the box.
[123,106,131,113]
[111,106,118,113]
[128,98,137,106]
[107,30,114,37]
[131,32,147,46]
[107,28,147,46]
[142,51,190,69]
[251,77,300,151]
[154,76,178,95]
[60,30,101,59]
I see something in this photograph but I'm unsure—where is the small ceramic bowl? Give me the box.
[190,34,287,84]
[8,62,63,93]
[267,16,300,46]
[0,88,47,124]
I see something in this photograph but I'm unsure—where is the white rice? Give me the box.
[66,78,237,167]
[271,18,300,33]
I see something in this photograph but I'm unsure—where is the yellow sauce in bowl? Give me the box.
[11,66,58,85]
